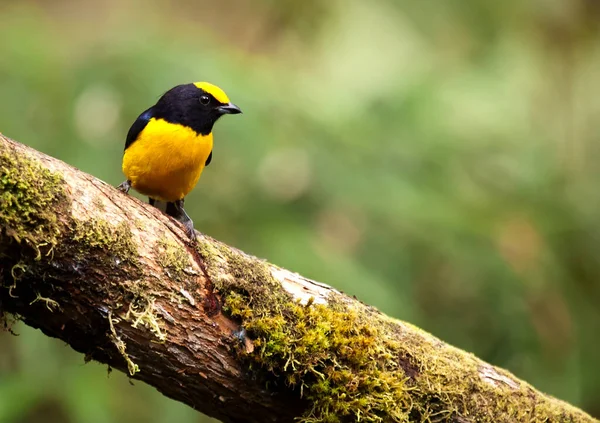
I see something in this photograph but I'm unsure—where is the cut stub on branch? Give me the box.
[0,133,597,423]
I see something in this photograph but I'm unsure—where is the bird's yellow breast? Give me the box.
[122,118,213,202]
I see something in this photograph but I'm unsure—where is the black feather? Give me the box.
[205,150,212,166]
[152,84,227,136]
[124,107,154,150]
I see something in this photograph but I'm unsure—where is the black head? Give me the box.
[154,82,241,135]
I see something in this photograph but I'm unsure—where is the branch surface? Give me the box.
[0,134,596,423]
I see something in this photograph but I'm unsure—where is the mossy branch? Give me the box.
[0,133,596,423]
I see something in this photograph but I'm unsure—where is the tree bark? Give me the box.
[0,133,596,423]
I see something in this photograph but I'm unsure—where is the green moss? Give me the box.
[0,140,590,422]
[124,296,166,342]
[0,139,163,373]
[71,218,165,360]
[0,147,66,258]
[198,238,408,422]
[72,218,138,266]
[0,140,138,272]
[108,310,140,376]
[233,295,408,422]
[197,237,286,302]
[198,236,595,423]
[157,238,191,281]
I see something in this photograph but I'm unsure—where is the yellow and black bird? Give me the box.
[118,82,241,238]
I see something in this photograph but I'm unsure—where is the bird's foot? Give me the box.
[182,219,196,241]
[117,180,131,194]
[166,199,196,241]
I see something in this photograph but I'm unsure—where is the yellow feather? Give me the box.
[122,118,213,202]
[193,82,231,104]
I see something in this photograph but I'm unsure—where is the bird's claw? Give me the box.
[167,199,196,242]
[118,180,131,194]
[183,220,197,241]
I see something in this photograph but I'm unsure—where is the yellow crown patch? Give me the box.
[193,82,230,104]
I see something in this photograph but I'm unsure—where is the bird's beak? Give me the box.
[217,103,242,115]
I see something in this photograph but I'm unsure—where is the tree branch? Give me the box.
[0,134,596,423]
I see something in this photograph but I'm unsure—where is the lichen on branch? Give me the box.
[0,134,597,423]
[0,145,66,257]
[197,237,596,423]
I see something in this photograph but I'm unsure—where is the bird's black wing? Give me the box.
[124,107,154,150]
[205,150,212,166]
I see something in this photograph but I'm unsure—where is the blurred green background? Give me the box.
[1,0,599,421]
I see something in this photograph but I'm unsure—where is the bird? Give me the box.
[117,82,241,239]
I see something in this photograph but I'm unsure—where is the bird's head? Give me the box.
[156,82,242,135]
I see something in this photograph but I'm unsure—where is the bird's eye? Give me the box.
[199,95,210,105]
